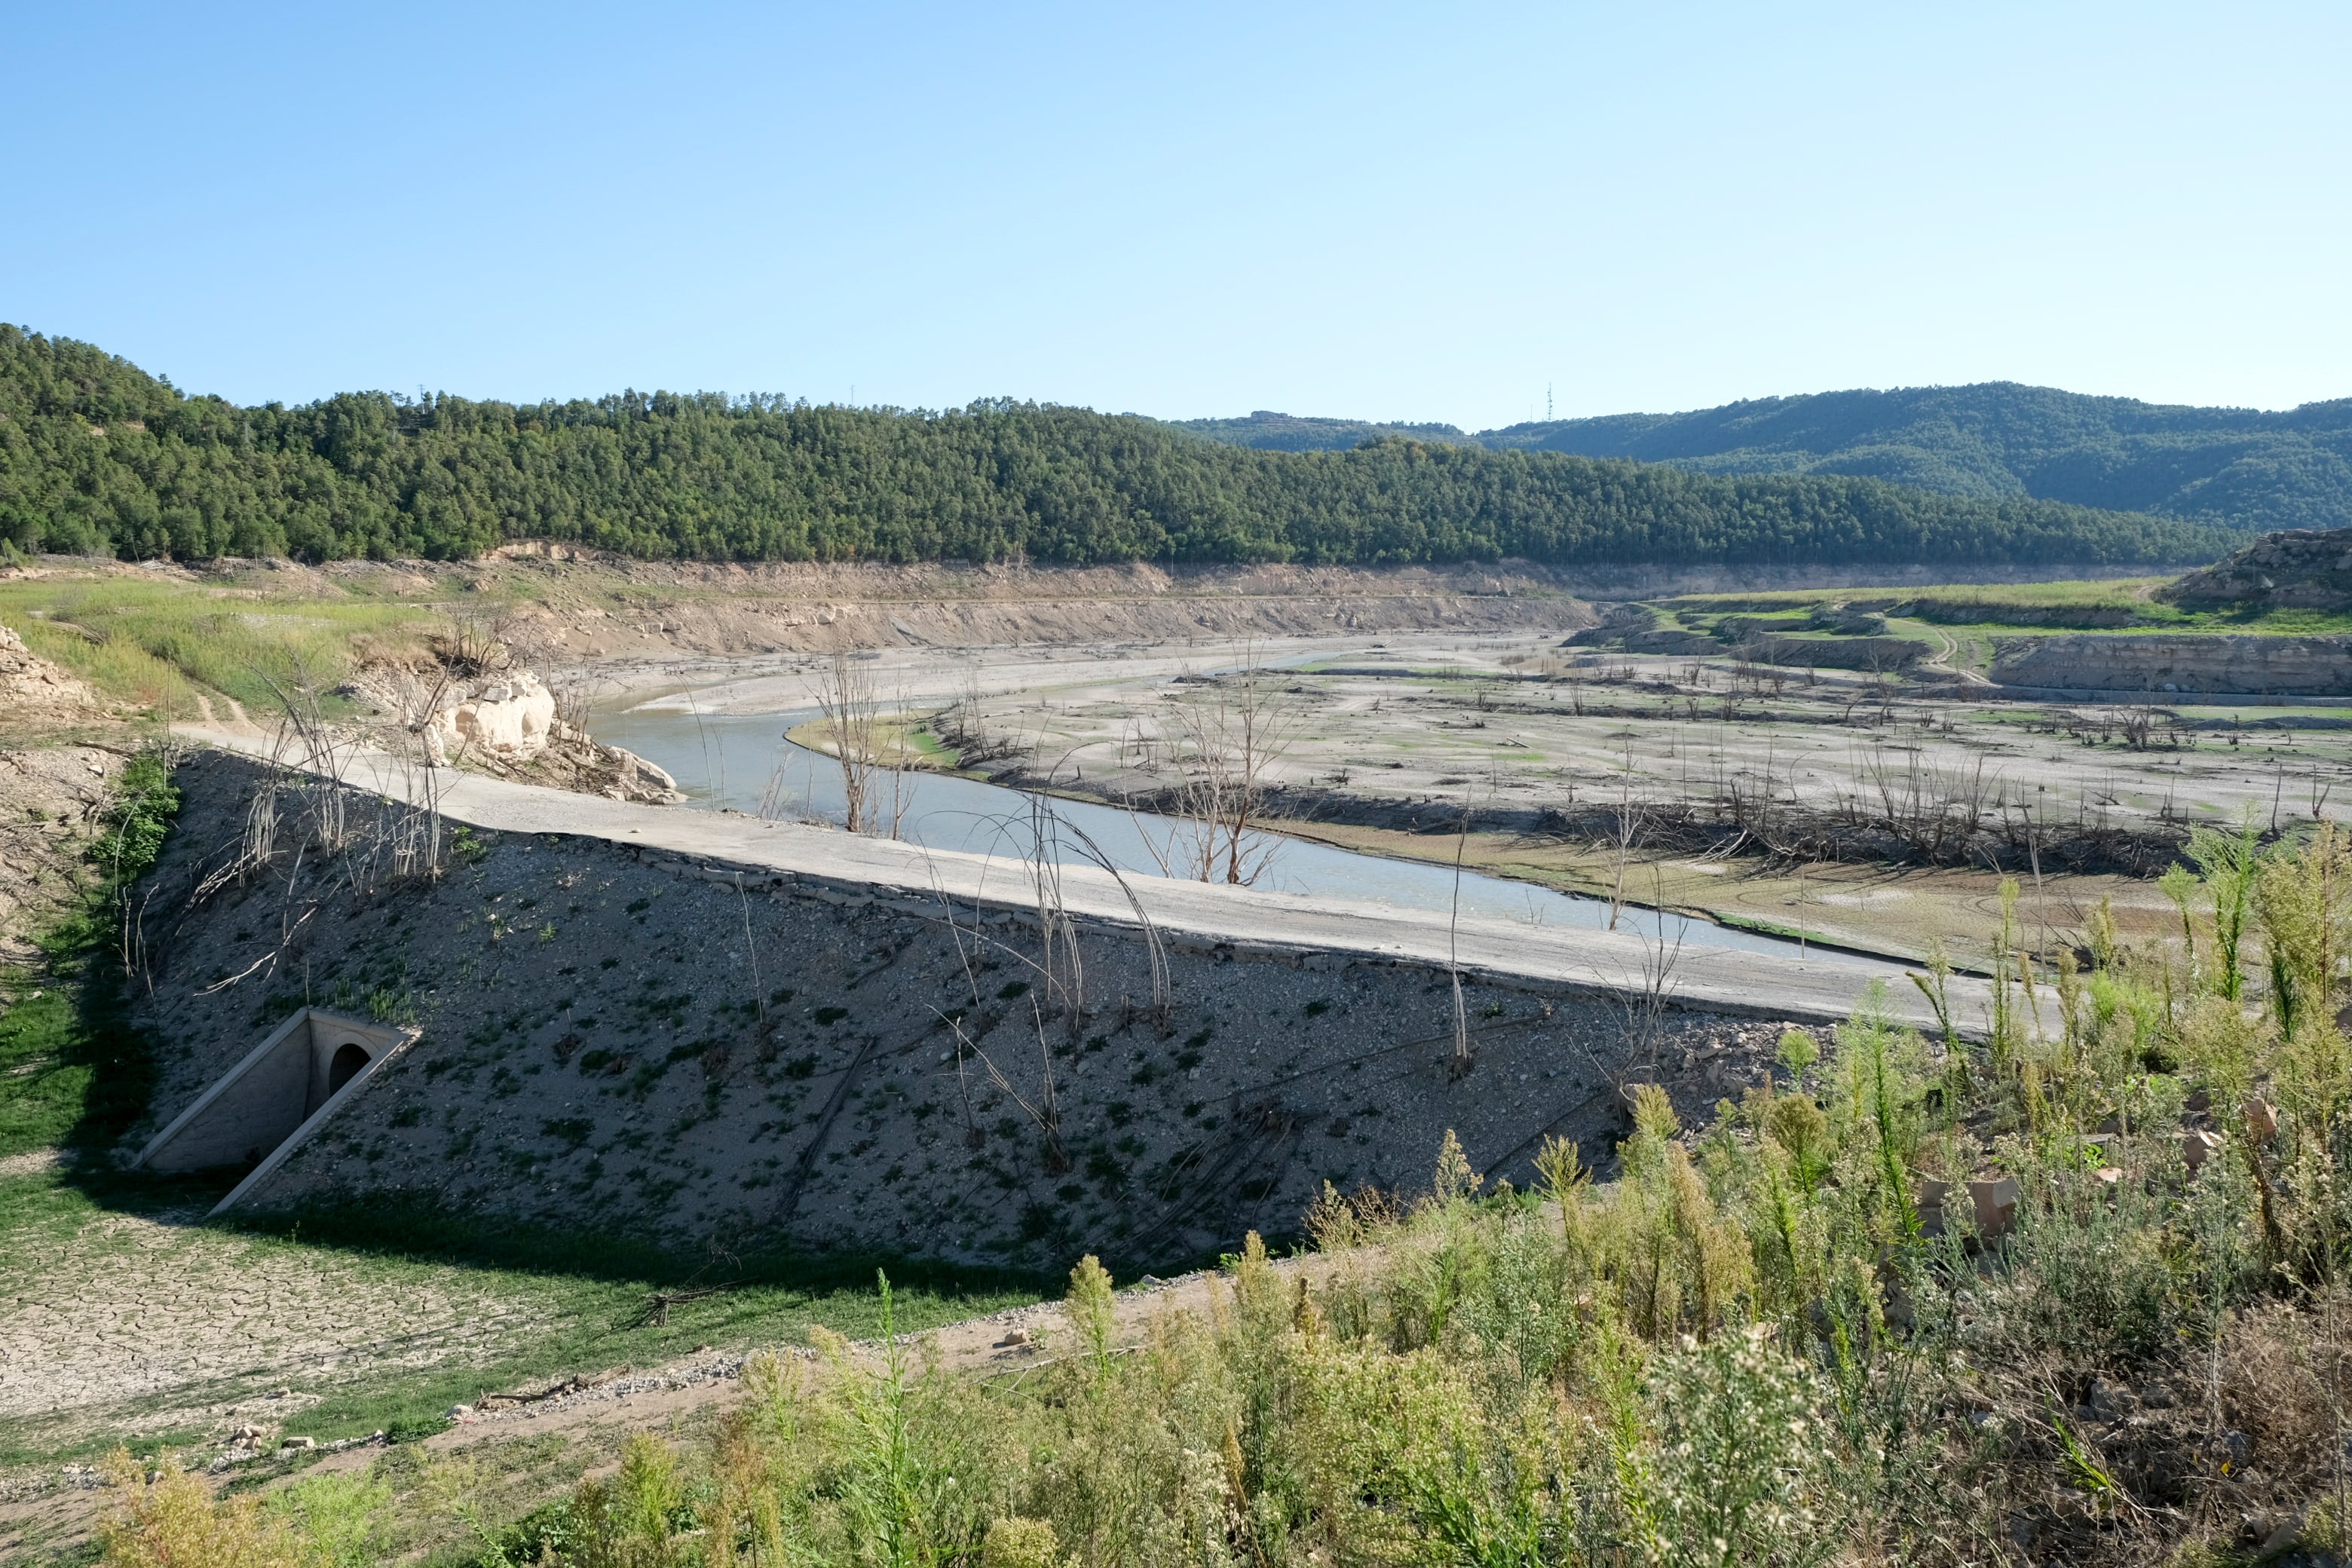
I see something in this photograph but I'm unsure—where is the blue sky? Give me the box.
[7,3,2347,427]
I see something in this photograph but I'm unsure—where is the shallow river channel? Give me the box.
[590,693,1888,967]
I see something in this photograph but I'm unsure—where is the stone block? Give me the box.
[431,671,559,757]
[1970,1176,2020,1240]
[1913,1174,1950,1237]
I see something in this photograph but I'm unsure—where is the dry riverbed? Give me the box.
[893,635,2350,964]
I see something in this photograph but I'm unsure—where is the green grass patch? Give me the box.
[1664,576,2176,612]
[1658,575,2352,639]
[0,751,179,1161]
[0,571,441,715]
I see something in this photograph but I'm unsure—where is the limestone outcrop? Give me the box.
[1991,633,2352,695]
[338,663,683,803]
[596,746,681,801]
[2159,527,2352,614]
[428,672,557,760]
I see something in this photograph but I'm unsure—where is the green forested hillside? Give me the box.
[1165,410,1474,452]
[0,327,2227,568]
[1479,381,2352,532]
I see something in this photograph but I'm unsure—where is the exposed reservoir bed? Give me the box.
[590,693,1891,970]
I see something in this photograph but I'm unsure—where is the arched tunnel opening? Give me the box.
[134,1009,409,1192]
[326,1042,372,1098]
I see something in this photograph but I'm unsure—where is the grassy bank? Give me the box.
[0,570,443,717]
[1658,574,2352,638]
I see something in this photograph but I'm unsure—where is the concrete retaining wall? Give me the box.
[134,1009,410,1175]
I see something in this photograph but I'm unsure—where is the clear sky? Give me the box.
[8,3,2347,428]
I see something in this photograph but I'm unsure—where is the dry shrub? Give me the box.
[99,1448,307,1568]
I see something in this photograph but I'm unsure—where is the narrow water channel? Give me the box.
[589,694,1888,966]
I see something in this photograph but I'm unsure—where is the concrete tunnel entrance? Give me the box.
[133,1009,415,1210]
[325,1041,371,1100]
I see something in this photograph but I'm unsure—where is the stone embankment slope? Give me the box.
[172,724,1949,1028]
[136,735,1976,1275]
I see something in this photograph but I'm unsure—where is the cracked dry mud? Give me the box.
[0,1204,553,1438]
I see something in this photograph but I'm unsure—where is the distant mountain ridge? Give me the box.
[1172,384,2352,534]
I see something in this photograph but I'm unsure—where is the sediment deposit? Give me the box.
[1990,632,2352,695]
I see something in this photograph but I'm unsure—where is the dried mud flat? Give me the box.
[0,1202,555,1438]
[936,637,2352,962]
[0,1243,1324,1563]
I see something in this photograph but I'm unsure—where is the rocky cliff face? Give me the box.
[2160,527,2352,613]
[1991,633,2352,695]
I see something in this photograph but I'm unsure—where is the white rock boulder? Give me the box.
[431,672,558,758]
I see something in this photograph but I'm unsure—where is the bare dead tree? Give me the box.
[1449,799,1475,1078]
[254,654,363,857]
[1608,733,1646,931]
[1613,868,1688,1070]
[1021,795,1086,1030]
[810,650,880,834]
[444,602,515,675]
[1152,649,1304,886]
[1051,814,1174,1030]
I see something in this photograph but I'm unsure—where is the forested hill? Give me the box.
[0,326,2226,568]
[1165,410,1475,452]
[1478,383,2352,534]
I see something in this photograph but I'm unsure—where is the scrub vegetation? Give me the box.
[86,825,2352,1564]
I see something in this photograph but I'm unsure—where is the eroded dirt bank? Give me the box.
[103,553,1594,669]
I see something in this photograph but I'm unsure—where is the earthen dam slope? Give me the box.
[141,728,1979,1272]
